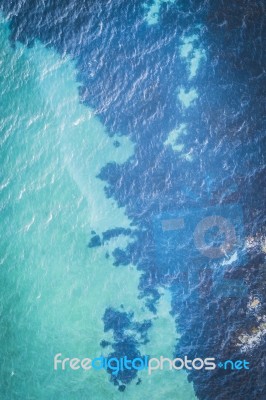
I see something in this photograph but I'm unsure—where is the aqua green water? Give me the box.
[0,16,196,399]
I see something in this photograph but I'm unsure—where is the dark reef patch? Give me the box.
[102,307,151,388]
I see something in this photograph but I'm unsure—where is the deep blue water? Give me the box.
[1,1,265,399]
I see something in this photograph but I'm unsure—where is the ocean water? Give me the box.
[0,1,265,399]
[0,15,196,400]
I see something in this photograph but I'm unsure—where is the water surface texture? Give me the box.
[0,1,265,399]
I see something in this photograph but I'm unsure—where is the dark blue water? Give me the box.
[1,1,265,398]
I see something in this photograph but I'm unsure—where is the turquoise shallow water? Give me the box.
[0,16,197,399]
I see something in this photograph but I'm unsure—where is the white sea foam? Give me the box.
[237,318,266,353]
